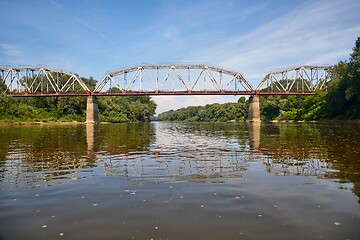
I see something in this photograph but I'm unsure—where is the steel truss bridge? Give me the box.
[0,64,330,97]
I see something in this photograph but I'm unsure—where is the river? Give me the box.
[0,122,360,239]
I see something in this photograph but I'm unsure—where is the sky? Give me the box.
[1,0,359,114]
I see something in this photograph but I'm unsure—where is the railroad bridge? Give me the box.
[0,64,330,123]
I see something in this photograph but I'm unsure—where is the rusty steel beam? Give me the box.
[8,93,90,97]
[8,91,316,97]
[255,91,315,95]
[92,90,254,96]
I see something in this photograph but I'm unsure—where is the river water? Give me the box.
[0,122,359,240]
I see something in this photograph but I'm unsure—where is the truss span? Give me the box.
[0,64,332,97]
[0,66,90,96]
[256,65,330,94]
[94,64,254,95]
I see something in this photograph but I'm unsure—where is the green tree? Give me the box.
[327,37,360,119]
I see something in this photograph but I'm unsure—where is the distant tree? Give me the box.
[157,101,248,122]
[238,96,246,103]
[0,78,7,92]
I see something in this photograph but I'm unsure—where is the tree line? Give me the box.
[157,97,248,122]
[157,37,360,122]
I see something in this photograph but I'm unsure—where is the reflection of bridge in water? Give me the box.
[85,122,337,182]
[1,122,358,191]
[1,64,330,122]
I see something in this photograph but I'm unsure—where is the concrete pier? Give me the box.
[86,96,99,124]
[248,95,260,122]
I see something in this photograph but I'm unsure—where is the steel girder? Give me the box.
[0,66,90,94]
[256,65,330,93]
[94,64,254,93]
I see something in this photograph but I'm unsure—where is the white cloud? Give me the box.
[183,0,360,84]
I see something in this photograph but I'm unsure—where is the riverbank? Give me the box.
[0,121,85,126]
[268,119,360,123]
[1,119,359,126]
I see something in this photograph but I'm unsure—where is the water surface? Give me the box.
[1,122,360,239]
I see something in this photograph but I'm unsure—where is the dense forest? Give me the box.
[0,76,157,123]
[157,97,248,122]
[158,37,360,122]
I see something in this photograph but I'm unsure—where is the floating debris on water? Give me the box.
[92,203,98,207]
[258,214,263,217]
[334,222,341,226]
[42,225,47,228]
[59,233,64,236]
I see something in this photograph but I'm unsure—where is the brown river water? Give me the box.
[0,122,359,240]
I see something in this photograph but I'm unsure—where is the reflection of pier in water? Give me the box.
[86,123,98,156]
[248,121,260,150]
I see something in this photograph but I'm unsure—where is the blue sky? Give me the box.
[1,0,359,114]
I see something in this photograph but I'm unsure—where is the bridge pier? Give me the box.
[248,95,260,122]
[86,96,99,124]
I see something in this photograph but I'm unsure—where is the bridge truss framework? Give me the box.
[94,64,254,96]
[0,64,330,97]
[256,65,330,93]
[0,66,90,96]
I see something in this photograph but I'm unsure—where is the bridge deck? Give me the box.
[7,91,315,97]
